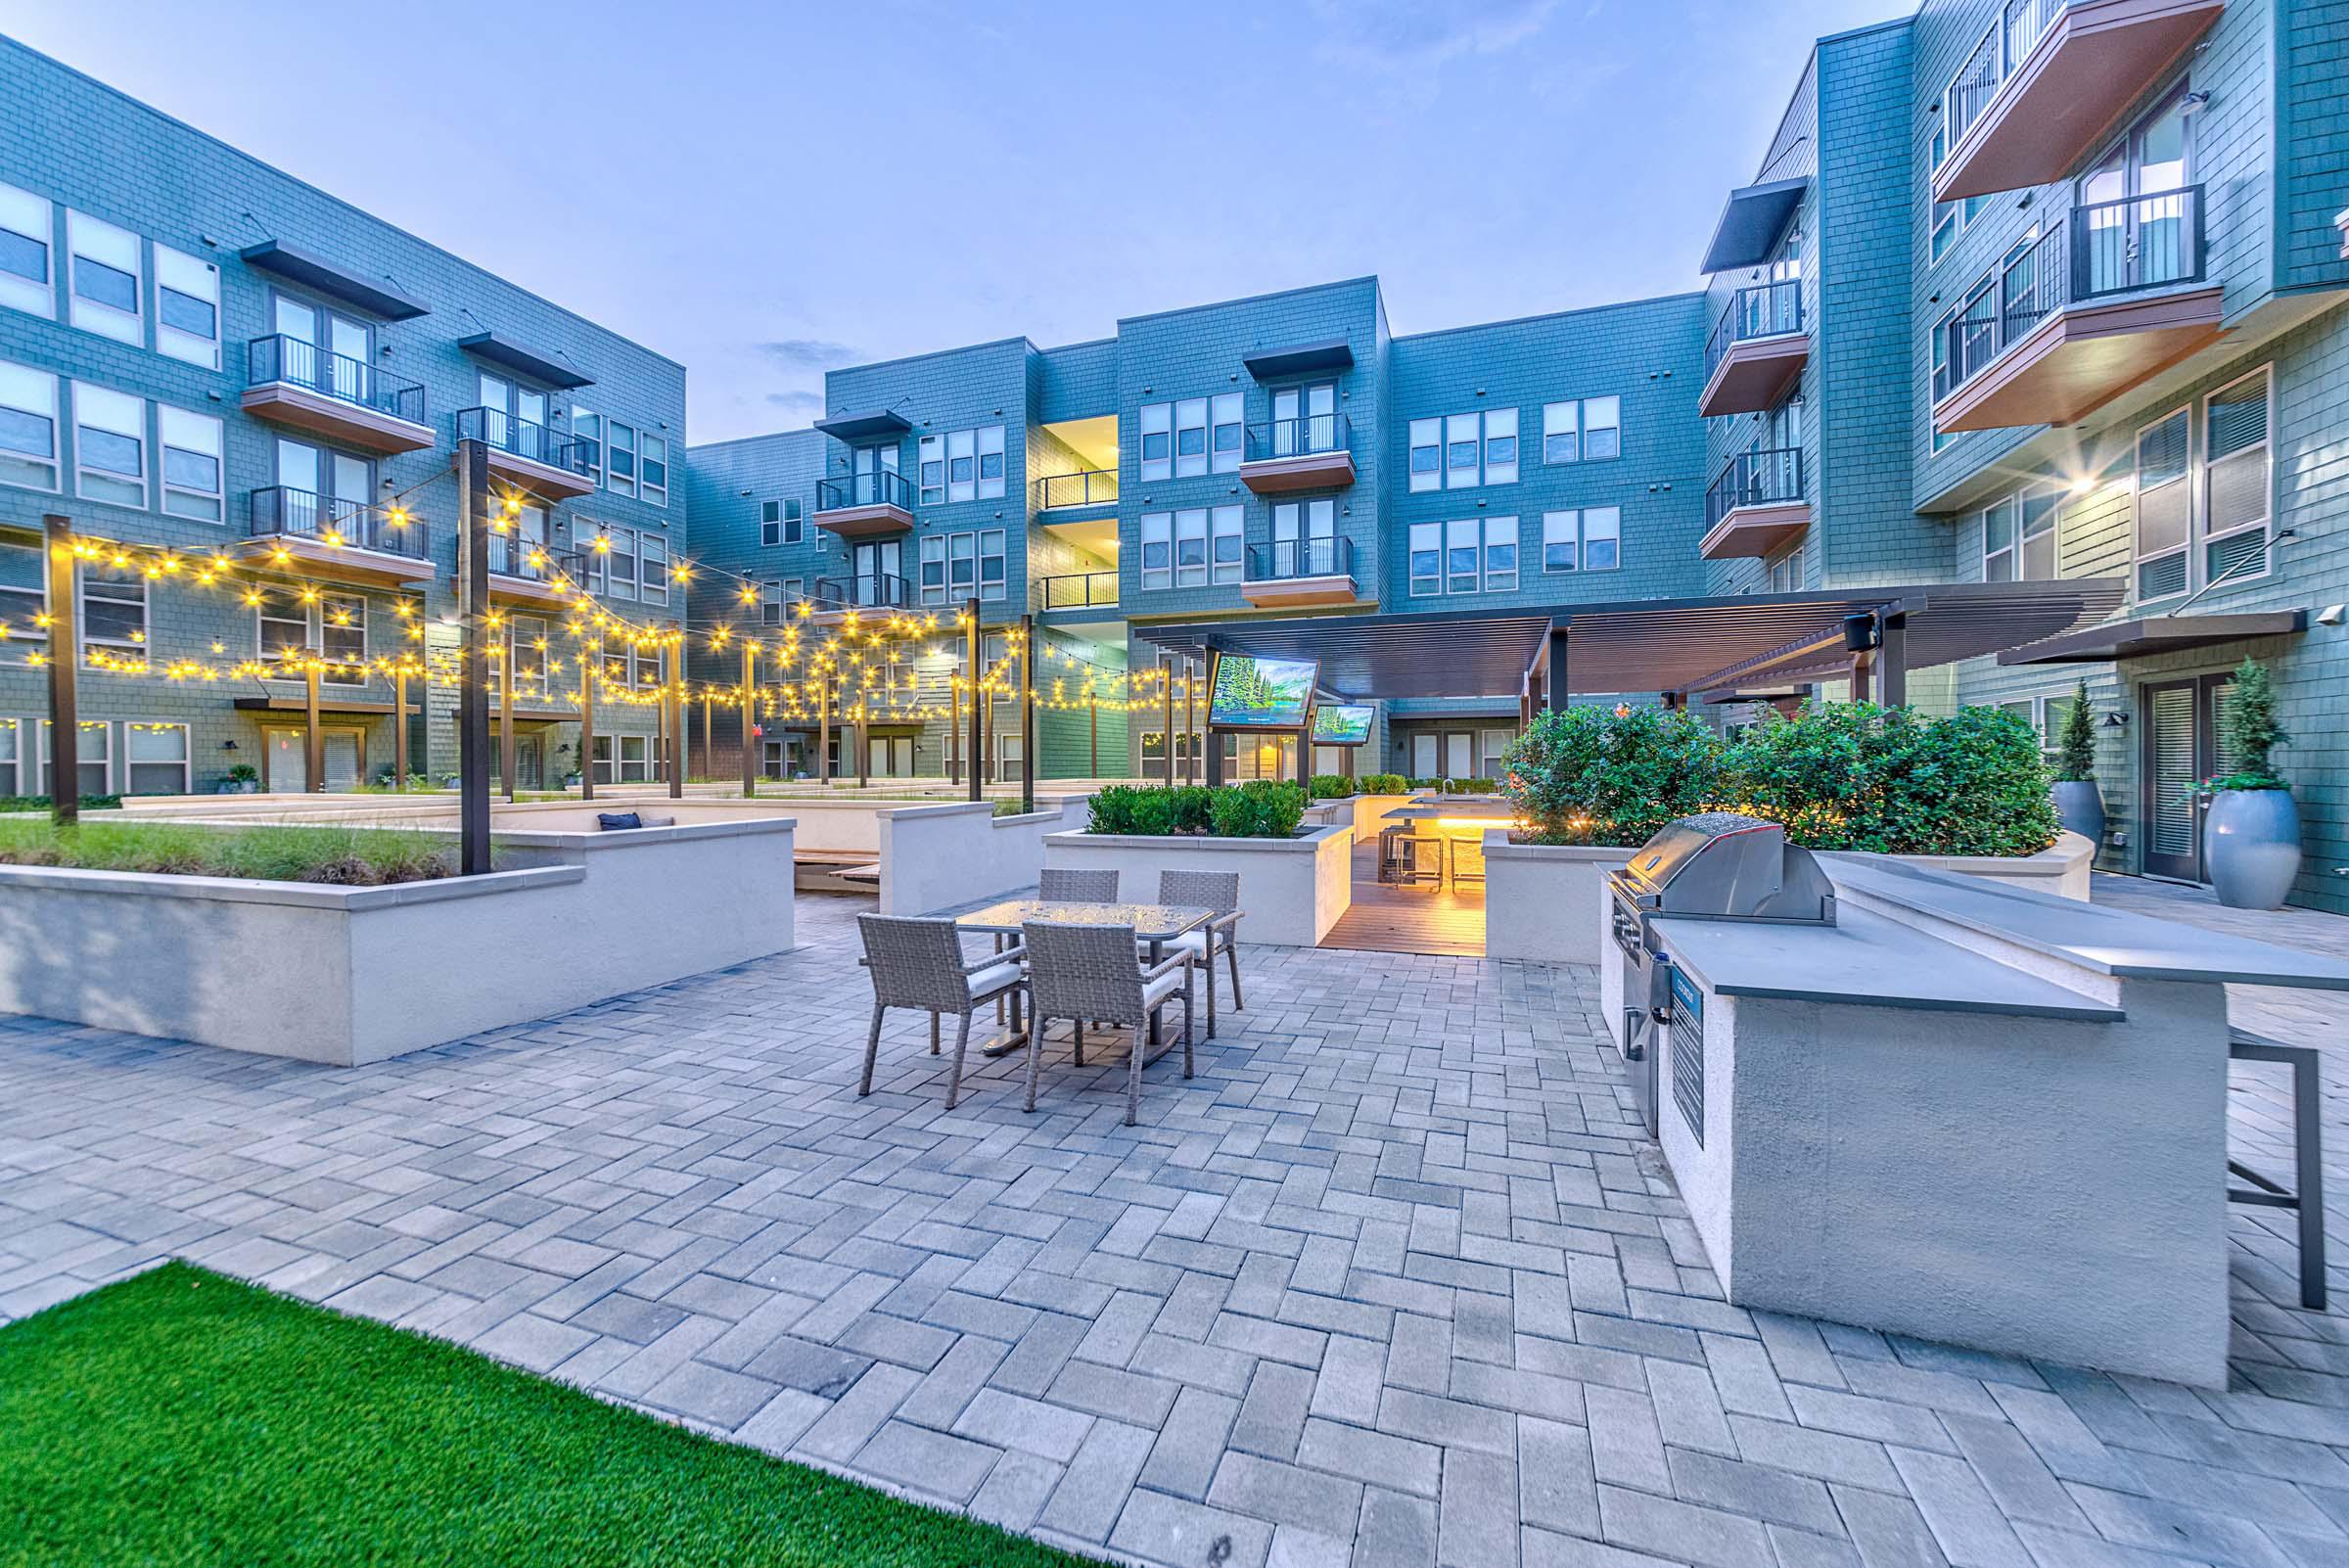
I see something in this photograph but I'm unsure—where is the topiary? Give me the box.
[2054,677,2097,784]
[2211,656,2288,791]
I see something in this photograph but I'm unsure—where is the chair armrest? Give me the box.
[1141,949,1192,983]
[967,945,1025,975]
[1208,911,1242,934]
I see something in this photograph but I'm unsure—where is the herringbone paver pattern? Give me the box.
[3,887,2346,1568]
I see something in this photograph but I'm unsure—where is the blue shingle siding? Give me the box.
[2277,1,2349,296]
[0,36,681,792]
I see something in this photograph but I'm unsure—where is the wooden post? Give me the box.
[499,624,516,803]
[1162,660,1175,786]
[740,642,757,796]
[1183,658,1197,785]
[948,680,961,785]
[668,640,684,800]
[392,664,409,792]
[1019,613,1036,815]
[41,515,76,826]
[578,635,597,801]
[1088,695,1098,778]
[1203,652,1224,789]
[816,673,831,786]
[455,438,491,874]
[963,599,983,804]
[303,660,325,793]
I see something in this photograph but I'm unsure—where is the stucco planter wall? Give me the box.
[880,798,1090,915]
[0,817,796,1065]
[1042,824,1354,945]
[1487,829,2096,966]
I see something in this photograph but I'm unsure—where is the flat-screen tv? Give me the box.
[1209,654,1318,729]
[1311,704,1373,746]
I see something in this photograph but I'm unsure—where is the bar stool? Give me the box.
[2228,1030,2326,1311]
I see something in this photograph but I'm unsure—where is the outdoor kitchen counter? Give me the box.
[1651,900,2123,1021]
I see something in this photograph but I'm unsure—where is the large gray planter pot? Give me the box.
[2206,789,2302,910]
[2050,781,2104,851]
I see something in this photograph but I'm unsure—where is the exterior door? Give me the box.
[851,539,901,602]
[852,445,900,505]
[2141,671,2237,882]
[1410,734,1438,778]
[265,727,307,792]
[1444,732,1474,779]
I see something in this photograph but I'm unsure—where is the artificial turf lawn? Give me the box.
[0,1263,1093,1567]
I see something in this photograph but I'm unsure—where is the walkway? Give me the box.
[3,889,2347,1568]
[1321,837,1486,957]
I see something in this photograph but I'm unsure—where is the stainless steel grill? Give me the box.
[1608,813,1836,1136]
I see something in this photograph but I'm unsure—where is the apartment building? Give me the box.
[682,281,1711,782]
[0,36,683,795]
[1695,0,2349,908]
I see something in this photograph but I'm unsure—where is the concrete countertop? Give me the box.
[1822,853,2349,992]
[1655,902,2125,1021]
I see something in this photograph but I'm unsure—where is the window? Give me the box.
[1211,393,1243,474]
[1408,522,1442,597]
[1930,313,1956,452]
[1542,511,1579,574]
[73,383,146,508]
[980,528,1007,598]
[977,425,1004,499]
[67,210,140,345]
[641,435,668,506]
[1583,396,1621,461]
[606,420,637,497]
[1,534,43,660]
[1483,408,1518,486]
[0,718,18,794]
[1483,516,1519,592]
[917,531,1007,604]
[571,408,603,485]
[40,720,112,799]
[2204,368,2271,585]
[154,245,219,369]
[257,592,309,666]
[915,435,943,504]
[943,428,975,503]
[1583,506,1621,569]
[1408,418,1441,492]
[78,563,147,663]
[1140,512,1173,591]
[1543,396,1619,463]
[159,406,222,522]
[1446,518,1480,593]
[592,734,654,784]
[1210,506,1242,585]
[1174,398,1209,479]
[1980,496,2016,580]
[761,580,790,624]
[1446,413,1481,488]
[1542,402,1578,464]
[1174,508,1209,587]
[0,360,59,491]
[1767,548,1801,593]
[2135,407,2190,600]
[639,531,669,607]
[2016,485,2057,578]
[606,526,639,600]
[1139,403,1171,483]
[0,180,53,318]
[1928,124,1965,263]
[760,497,803,546]
[320,593,366,684]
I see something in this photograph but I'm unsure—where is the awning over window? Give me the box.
[1997,610,2307,665]
[1240,340,1356,380]
[458,332,594,390]
[239,240,429,321]
[813,409,914,443]
[1699,177,1808,274]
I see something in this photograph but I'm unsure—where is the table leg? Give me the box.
[1147,939,1163,1058]
[979,930,1030,1058]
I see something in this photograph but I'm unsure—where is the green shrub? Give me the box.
[2055,677,2097,784]
[1208,780,1307,839]
[1723,702,2058,855]
[1499,704,1722,847]
[0,821,468,883]
[0,795,121,814]
[1357,772,1409,795]
[2212,656,2288,790]
[1309,773,1355,799]
[1085,784,1214,836]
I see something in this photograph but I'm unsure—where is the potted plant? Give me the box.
[223,763,260,795]
[2205,656,2300,909]
[2050,678,2104,850]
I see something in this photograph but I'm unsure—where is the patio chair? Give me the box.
[1158,869,1243,1038]
[854,914,1026,1112]
[1038,867,1119,902]
[1021,920,1193,1127]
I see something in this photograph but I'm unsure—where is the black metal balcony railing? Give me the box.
[250,486,431,559]
[1934,186,2204,403]
[814,470,917,514]
[1703,280,1805,382]
[488,534,554,580]
[1036,571,1118,611]
[452,407,590,477]
[1943,0,2062,152]
[1244,413,1350,463]
[247,335,427,425]
[1246,534,1354,581]
[1706,447,1805,530]
[810,572,911,611]
[1034,469,1119,510]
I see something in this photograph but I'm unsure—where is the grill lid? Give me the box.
[1625,811,1782,891]
[1617,811,1837,926]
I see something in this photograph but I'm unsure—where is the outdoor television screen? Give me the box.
[1209,655,1318,729]
[1312,704,1374,746]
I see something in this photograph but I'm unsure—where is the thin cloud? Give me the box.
[1307,0,1561,71]
[756,339,857,369]
[762,389,824,413]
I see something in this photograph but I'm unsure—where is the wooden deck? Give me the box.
[1319,841,1486,956]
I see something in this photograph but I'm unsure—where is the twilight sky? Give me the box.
[10,0,1896,443]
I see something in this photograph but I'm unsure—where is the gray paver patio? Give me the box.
[1,877,2345,1568]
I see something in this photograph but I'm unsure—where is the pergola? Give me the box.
[1141,578,2128,783]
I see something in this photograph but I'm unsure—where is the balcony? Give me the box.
[1238,414,1355,494]
[1933,0,2225,204]
[1701,448,1810,560]
[798,572,912,625]
[1241,535,1358,609]
[1933,187,2222,434]
[811,471,916,537]
[1034,469,1120,511]
[1699,282,1808,418]
[1036,571,1119,614]
[452,407,596,500]
[468,536,570,609]
[243,486,434,586]
[242,336,434,455]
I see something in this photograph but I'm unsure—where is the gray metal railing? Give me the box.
[248,335,426,425]
[1034,469,1119,509]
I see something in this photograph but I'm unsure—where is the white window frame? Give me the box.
[978,528,1007,600]
[72,382,147,509]
[977,424,1005,499]
[77,563,148,664]
[1210,505,1242,586]
[640,433,668,507]
[2133,403,2192,603]
[1482,408,1519,486]
[1768,548,1801,592]
[1210,392,1243,475]
[67,210,141,345]
[1408,417,1441,492]
[1140,512,1173,591]
[606,525,639,600]
[0,359,60,492]
[918,434,944,505]
[1174,398,1209,479]
[158,404,223,522]
[1174,508,1209,588]
[946,428,976,503]
[2201,365,2273,589]
[1445,518,1480,593]
[153,244,220,369]
[760,497,805,547]
[0,716,20,795]
[606,419,637,497]
[639,531,670,607]
[1445,413,1481,488]
[1582,506,1622,571]
[40,718,113,799]
[571,407,603,485]
[319,593,366,685]
[1408,522,1442,597]
[1542,510,1579,574]
[1483,515,1519,592]
[1582,396,1621,461]
[1542,402,1579,465]
[0,180,55,319]
[1,534,44,664]
[1139,403,1172,483]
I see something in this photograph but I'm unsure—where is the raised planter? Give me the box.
[2206,789,2302,910]
[1042,823,1354,945]
[0,816,796,1065]
[1487,829,2096,965]
[880,797,1090,915]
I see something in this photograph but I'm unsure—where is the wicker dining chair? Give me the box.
[855,914,1026,1112]
[1158,869,1243,1038]
[1038,867,1119,902]
[1020,920,1193,1127]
